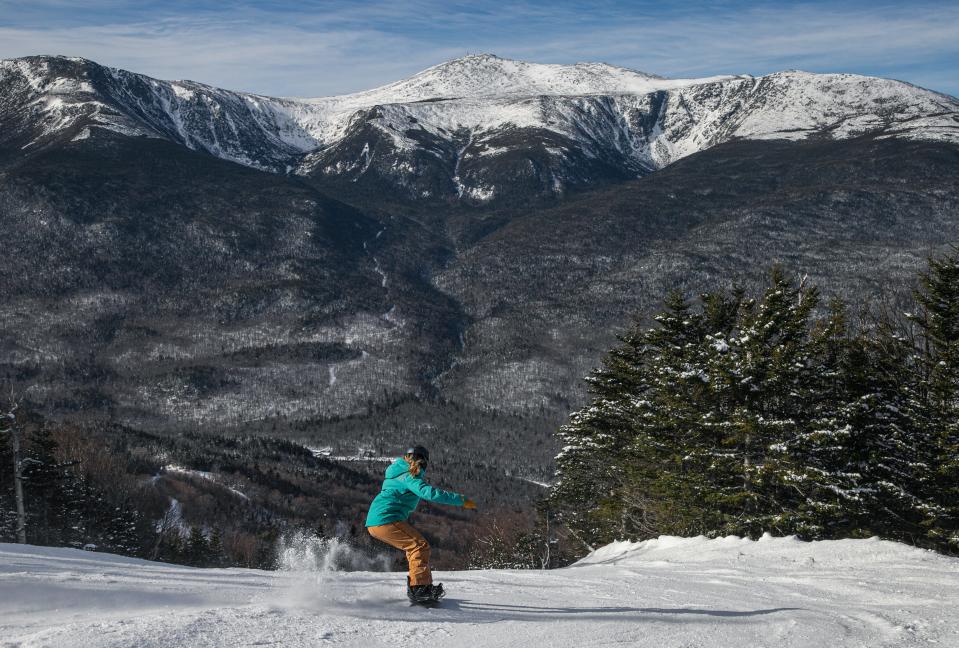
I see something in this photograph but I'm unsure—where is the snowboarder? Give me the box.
[365,445,476,604]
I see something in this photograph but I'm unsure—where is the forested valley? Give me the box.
[5,253,958,568]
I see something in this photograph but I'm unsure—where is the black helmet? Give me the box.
[406,445,429,462]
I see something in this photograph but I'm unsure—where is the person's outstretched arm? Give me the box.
[402,473,466,506]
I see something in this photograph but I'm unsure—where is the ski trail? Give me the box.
[361,227,401,327]
[3,537,959,647]
[325,225,397,392]
[362,228,390,292]
[373,257,388,288]
[452,130,474,198]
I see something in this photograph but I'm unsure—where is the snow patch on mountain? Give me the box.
[162,465,249,500]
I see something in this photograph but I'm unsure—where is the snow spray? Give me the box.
[268,530,392,610]
[276,530,392,573]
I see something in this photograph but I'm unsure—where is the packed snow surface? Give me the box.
[2,534,958,647]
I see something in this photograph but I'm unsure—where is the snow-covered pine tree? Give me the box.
[186,526,211,566]
[22,425,76,546]
[208,527,226,567]
[0,420,148,554]
[0,426,15,540]
[550,289,742,544]
[850,320,936,542]
[550,262,958,553]
[691,270,820,536]
[549,292,688,546]
[549,310,656,547]
[773,301,887,539]
[73,479,147,555]
[910,250,959,549]
[630,289,741,538]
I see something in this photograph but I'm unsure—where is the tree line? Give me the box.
[0,412,145,556]
[549,254,959,553]
[0,412,500,570]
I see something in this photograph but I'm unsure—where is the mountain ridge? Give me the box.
[3,54,957,204]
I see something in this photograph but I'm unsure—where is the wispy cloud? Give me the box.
[511,3,959,88]
[0,1,955,96]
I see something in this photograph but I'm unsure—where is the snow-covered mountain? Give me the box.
[3,535,958,647]
[3,53,957,202]
[2,52,959,508]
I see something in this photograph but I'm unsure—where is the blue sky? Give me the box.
[0,1,956,97]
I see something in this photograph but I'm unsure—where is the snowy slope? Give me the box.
[296,64,959,158]
[3,535,958,647]
[2,53,957,200]
[282,54,737,146]
[0,56,317,170]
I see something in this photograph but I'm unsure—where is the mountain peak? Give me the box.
[349,54,668,103]
[455,52,502,61]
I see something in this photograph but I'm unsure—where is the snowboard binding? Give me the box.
[407,578,445,605]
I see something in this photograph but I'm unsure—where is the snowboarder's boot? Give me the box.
[407,577,442,604]
[407,584,435,604]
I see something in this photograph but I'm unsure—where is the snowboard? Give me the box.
[409,598,442,607]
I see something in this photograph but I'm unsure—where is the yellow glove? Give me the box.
[463,498,477,510]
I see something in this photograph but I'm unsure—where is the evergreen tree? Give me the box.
[550,263,958,553]
[0,420,149,554]
[74,482,147,555]
[551,289,743,544]
[623,289,742,538]
[157,529,186,564]
[775,304,894,539]
[0,429,15,540]
[253,528,279,570]
[21,425,77,546]
[702,271,820,536]
[186,526,210,566]
[851,323,935,542]
[910,250,959,549]
[208,527,226,567]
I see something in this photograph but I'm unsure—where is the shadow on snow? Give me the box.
[454,601,801,618]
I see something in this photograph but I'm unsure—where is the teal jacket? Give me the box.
[365,457,465,527]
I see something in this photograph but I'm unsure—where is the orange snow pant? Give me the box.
[367,521,432,586]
